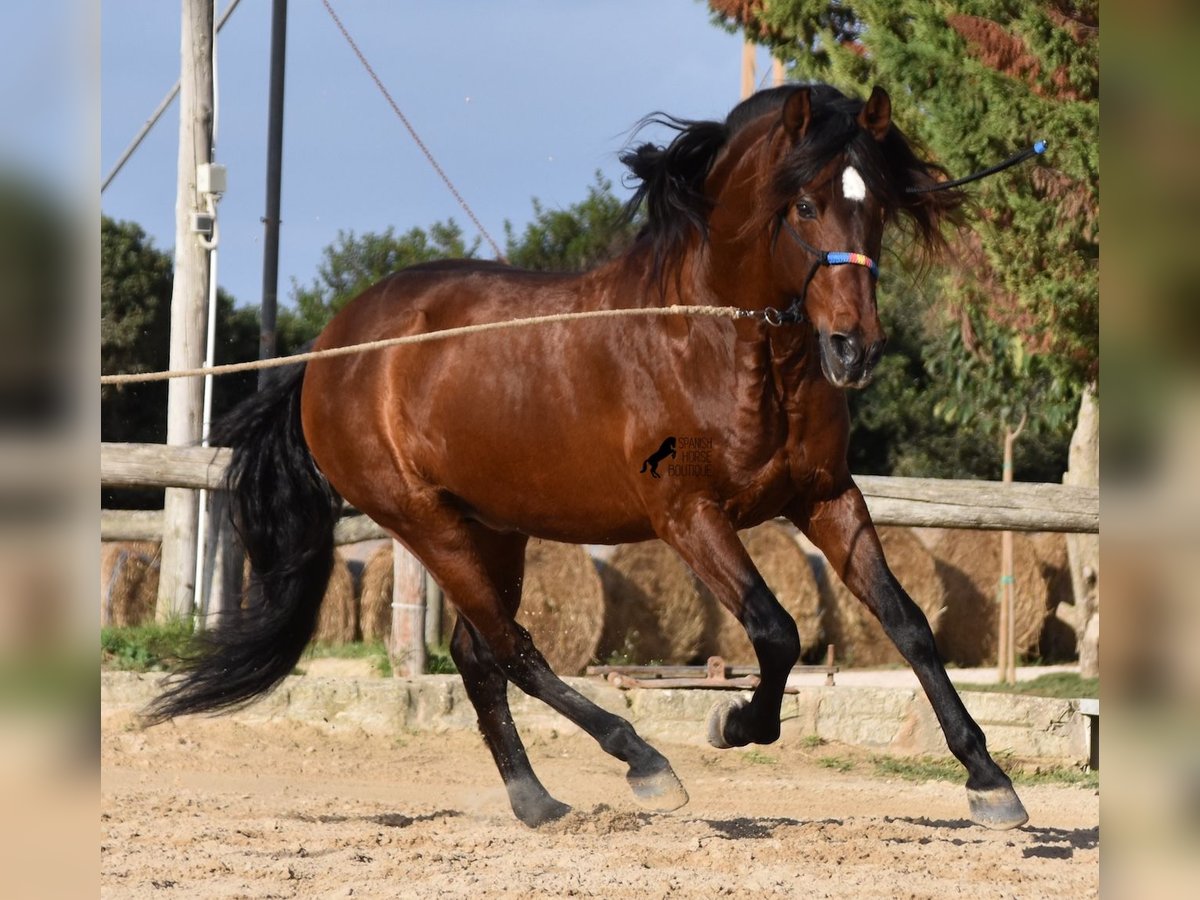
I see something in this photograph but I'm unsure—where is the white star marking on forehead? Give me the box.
[842,165,867,202]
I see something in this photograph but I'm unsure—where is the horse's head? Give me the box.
[622,84,963,390]
[754,86,893,388]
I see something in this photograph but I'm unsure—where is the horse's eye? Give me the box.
[796,200,817,220]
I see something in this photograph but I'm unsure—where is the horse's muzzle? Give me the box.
[819,330,886,389]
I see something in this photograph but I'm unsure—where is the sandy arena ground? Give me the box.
[101,705,1098,899]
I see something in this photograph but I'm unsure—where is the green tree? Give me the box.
[290,220,478,335]
[504,173,641,271]
[101,216,298,506]
[101,216,173,451]
[711,0,1098,478]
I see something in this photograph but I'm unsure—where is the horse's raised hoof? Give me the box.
[967,786,1029,830]
[706,697,748,750]
[627,766,689,812]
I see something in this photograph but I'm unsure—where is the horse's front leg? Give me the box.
[659,500,800,748]
[789,485,1029,830]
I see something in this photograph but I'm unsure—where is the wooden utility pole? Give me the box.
[158,0,214,622]
[741,40,756,99]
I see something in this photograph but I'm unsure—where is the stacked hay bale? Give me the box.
[240,549,358,645]
[358,544,394,643]
[597,541,707,665]
[699,522,823,665]
[923,528,1051,667]
[801,527,946,667]
[313,551,357,645]
[99,541,160,627]
[364,539,605,675]
[510,538,605,675]
[1029,531,1077,662]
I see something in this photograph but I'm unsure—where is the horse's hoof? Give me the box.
[508,779,572,828]
[706,697,748,750]
[967,786,1029,830]
[627,766,689,812]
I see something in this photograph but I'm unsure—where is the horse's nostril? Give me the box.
[830,333,862,367]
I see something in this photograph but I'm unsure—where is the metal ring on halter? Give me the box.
[762,307,785,327]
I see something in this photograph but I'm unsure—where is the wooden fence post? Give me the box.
[389,540,426,676]
[196,491,242,627]
[998,414,1026,684]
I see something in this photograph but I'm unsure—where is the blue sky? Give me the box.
[99,1,775,310]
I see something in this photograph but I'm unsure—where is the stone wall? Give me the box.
[103,671,1093,766]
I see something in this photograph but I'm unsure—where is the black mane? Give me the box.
[620,84,962,280]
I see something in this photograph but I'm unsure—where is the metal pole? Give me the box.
[259,0,287,375]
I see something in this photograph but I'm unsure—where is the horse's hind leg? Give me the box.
[398,518,688,822]
[449,616,569,826]
[659,504,800,748]
[439,527,568,826]
[792,486,1028,830]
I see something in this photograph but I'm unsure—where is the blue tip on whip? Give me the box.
[1033,140,1047,154]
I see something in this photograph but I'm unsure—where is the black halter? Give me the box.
[747,140,1047,327]
[757,214,881,326]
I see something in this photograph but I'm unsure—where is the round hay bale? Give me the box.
[927,529,1050,667]
[1029,531,1073,609]
[358,544,394,643]
[813,527,945,668]
[700,522,822,665]
[597,541,707,665]
[412,540,603,675]
[1029,532,1077,662]
[512,539,605,675]
[100,541,160,627]
[313,551,357,645]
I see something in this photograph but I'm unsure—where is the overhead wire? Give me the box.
[319,0,507,260]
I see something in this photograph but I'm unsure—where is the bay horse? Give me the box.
[150,84,1029,831]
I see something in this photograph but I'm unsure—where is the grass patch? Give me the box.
[813,746,1098,790]
[101,621,194,672]
[802,734,825,749]
[819,755,857,773]
[872,755,965,783]
[103,626,459,679]
[1010,764,1099,789]
[425,646,457,675]
[741,749,778,766]
[956,672,1098,699]
[304,640,392,676]
[304,640,387,660]
[868,753,1097,789]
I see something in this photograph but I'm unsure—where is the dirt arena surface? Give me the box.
[101,708,1098,899]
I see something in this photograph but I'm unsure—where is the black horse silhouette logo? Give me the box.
[640,437,677,478]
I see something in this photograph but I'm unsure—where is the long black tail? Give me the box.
[145,364,340,723]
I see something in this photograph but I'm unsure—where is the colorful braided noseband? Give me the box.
[824,250,879,279]
[762,140,1046,327]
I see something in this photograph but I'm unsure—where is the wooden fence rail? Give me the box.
[101,442,1099,538]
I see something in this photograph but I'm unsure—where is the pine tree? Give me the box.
[710,0,1098,462]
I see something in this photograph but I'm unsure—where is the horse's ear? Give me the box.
[782,87,812,139]
[858,86,892,141]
